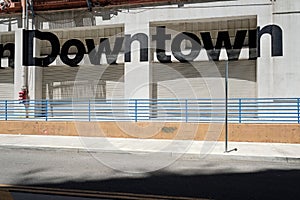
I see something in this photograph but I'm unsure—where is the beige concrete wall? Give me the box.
[1,121,300,144]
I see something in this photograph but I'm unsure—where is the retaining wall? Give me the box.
[1,121,300,143]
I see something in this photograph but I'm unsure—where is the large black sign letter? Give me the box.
[23,30,60,67]
[86,37,124,65]
[258,25,283,57]
[125,33,149,62]
[171,32,201,62]
[152,26,172,63]
[0,43,14,68]
[201,30,246,61]
[60,39,86,67]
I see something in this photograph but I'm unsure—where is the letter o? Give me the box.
[171,32,201,62]
[60,39,86,67]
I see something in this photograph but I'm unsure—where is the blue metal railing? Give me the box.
[0,98,300,123]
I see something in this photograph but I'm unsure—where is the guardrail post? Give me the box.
[88,100,91,122]
[135,100,138,122]
[239,99,242,123]
[45,100,48,121]
[185,99,188,123]
[297,98,300,124]
[5,100,8,121]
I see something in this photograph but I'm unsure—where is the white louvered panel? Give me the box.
[42,64,124,100]
[153,60,256,99]
[0,68,14,100]
[0,83,14,100]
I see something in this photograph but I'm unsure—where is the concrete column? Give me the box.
[124,20,151,99]
[30,38,44,117]
[28,39,43,100]
[14,29,43,117]
[257,6,274,98]
[124,19,157,119]
[14,29,25,100]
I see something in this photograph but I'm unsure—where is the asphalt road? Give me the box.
[0,148,300,199]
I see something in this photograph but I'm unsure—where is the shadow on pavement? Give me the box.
[19,169,300,200]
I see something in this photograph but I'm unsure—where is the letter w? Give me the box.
[201,30,247,61]
[86,37,124,65]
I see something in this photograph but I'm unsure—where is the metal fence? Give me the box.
[0,98,300,123]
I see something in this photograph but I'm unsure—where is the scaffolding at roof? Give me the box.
[0,0,199,13]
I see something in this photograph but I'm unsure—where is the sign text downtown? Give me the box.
[0,25,283,67]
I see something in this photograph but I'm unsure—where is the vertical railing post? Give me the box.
[225,61,229,152]
[45,100,48,121]
[5,100,8,121]
[297,98,300,124]
[185,99,188,123]
[239,99,242,123]
[135,99,138,122]
[88,100,91,122]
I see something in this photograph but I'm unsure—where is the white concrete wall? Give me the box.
[272,0,300,97]
[0,0,299,99]
[95,0,299,98]
[95,0,270,99]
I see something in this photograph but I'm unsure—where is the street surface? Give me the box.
[0,148,299,199]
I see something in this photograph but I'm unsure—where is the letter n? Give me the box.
[124,33,148,62]
[0,43,14,68]
[258,24,283,57]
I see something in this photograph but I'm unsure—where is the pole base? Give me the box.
[224,148,238,153]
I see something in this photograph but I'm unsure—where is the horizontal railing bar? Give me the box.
[1,98,300,123]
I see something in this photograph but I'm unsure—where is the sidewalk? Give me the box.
[0,134,300,163]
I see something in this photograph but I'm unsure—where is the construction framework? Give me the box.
[0,0,203,13]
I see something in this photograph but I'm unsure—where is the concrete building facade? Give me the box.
[0,0,299,101]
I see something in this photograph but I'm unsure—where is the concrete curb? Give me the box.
[1,144,299,164]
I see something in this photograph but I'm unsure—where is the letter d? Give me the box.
[23,30,60,67]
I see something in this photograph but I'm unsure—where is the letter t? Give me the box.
[152,26,172,63]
